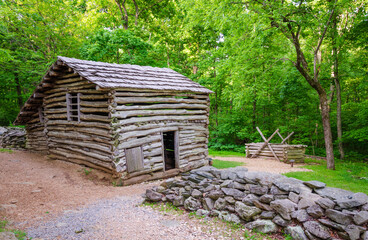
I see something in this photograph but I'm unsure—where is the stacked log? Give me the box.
[245,143,307,163]
[26,111,48,153]
[0,127,26,149]
[43,70,114,173]
[110,90,210,179]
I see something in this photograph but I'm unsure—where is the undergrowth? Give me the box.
[0,220,27,240]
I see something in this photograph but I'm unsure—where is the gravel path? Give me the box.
[26,196,230,240]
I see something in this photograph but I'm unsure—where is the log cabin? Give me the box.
[14,56,213,185]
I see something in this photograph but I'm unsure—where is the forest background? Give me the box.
[0,0,367,160]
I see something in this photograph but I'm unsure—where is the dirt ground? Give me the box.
[210,156,311,174]
[0,151,157,225]
[0,150,309,239]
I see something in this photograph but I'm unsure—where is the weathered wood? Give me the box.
[121,168,181,186]
[251,128,279,159]
[114,91,209,99]
[118,127,178,142]
[125,146,144,173]
[113,96,207,105]
[112,109,207,119]
[117,135,161,150]
[46,120,111,130]
[113,115,207,127]
[48,138,111,153]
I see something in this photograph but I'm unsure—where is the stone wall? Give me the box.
[0,127,26,149]
[144,166,368,240]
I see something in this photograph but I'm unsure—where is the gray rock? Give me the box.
[224,196,235,204]
[272,215,289,227]
[195,171,215,179]
[260,211,276,219]
[353,210,368,225]
[188,174,202,183]
[318,219,345,231]
[253,200,273,211]
[191,189,203,198]
[337,192,368,209]
[184,197,201,211]
[314,187,354,201]
[242,194,258,206]
[219,211,241,224]
[173,196,184,206]
[270,199,297,220]
[316,197,336,209]
[196,209,209,216]
[298,192,322,209]
[220,170,237,180]
[191,166,221,177]
[273,177,312,194]
[228,181,246,190]
[235,201,262,221]
[337,231,350,240]
[214,198,227,210]
[274,195,288,200]
[270,185,288,195]
[203,184,215,192]
[306,204,324,218]
[296,209,310,222]
[249,184,268,195]
[305,230,319,240]
[0,232,18,240]
[303,180,326,189]
[344,224,362,240]
[288,192,300,203]
[245,219,277,233]
[203,197,214,210]
[362,231,368,240]
[156,186,166,193]
[363,204,368,211]
[260,194,274,204]
[285,226,308,240]
[226,205,235,212]
[221,188,245,200]
[145,189,164,202]
[207,190,224,200]
[166,194,176,202]
[220,180,233,188]
[303,221,331,240]
[326,209,353,225]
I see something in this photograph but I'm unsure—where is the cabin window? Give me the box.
[38,107,44,123]
[163,131,178,170]
[125,146,144,173]
[66,93,81,122]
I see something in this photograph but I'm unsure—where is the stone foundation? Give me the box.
[0,127,26,149]
[144,166,368,240]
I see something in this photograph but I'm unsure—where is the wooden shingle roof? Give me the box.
[14,57,212,125]
[58,57,213,93]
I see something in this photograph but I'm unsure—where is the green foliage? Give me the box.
[208,149,245,157]
[285,159,368,194]
[0,149,13,153]
[0,220,27,240]
[212,159,244,169]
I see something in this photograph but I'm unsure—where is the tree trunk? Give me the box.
[332,10,344,159]
[319,92,335,169]
[252,89,257,131]
[14,72,23,109]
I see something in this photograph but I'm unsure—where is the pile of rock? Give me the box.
[144,166,368,240]
[0,127,26,149]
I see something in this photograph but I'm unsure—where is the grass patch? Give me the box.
[208,149,245,157]
[0,220,27,240]
[212,159,245,169]
[0,148,13,153]
[285,159,368,194]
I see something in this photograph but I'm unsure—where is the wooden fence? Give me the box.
[245,143,307,163]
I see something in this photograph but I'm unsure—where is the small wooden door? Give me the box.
[125,146,143,173]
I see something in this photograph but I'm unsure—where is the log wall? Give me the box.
[42,72,114,173]
[110,90,210,179]
[245,143,307,163]
[26,112,48,153]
